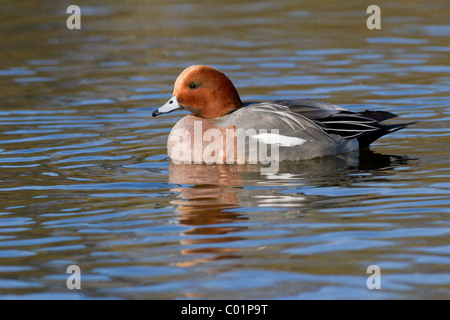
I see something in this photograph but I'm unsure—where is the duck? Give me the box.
[152,65,414,164]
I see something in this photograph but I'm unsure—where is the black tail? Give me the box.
[317,109,416,149]
[357,121,416,148]
[356,110,416,148]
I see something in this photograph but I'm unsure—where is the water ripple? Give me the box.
[0,0,449,300]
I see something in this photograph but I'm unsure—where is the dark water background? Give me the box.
[0,0,449,299]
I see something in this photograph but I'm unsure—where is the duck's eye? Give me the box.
[188,83,198,89]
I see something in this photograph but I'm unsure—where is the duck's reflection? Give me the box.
[168,150,411,267]
[169,163,249,267]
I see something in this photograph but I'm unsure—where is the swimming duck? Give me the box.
[153,65,413,164]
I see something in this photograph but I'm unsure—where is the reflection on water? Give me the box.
[0,0,449,299]
[169,163,248,267]
[168,150,414,270]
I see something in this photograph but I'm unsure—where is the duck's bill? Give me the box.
[152,96,181,117]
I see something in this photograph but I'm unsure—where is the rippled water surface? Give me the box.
[1,0,449,299]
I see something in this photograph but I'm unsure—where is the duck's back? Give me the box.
[217,102,359,161]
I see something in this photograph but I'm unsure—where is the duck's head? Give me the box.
[152,65,243,119]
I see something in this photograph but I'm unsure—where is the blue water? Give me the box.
[0,0,449,299]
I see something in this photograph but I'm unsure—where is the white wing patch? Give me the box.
[252,133,308,147]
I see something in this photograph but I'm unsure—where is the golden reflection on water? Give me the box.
[167,150,412,268]
[169,162,248,267]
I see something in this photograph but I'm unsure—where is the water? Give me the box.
[0,0,449,299]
